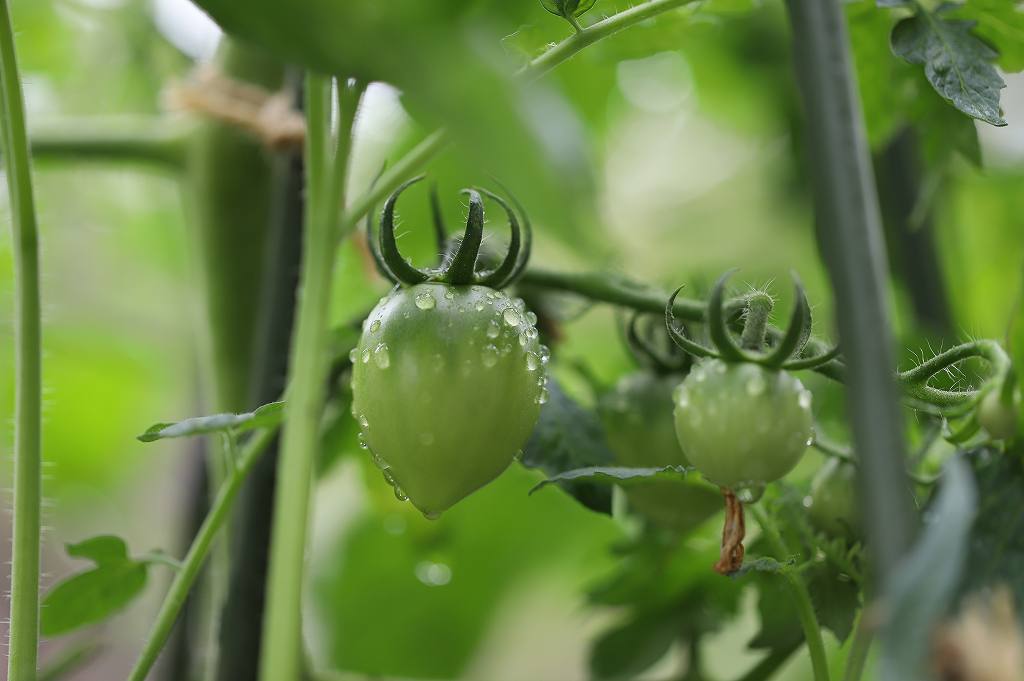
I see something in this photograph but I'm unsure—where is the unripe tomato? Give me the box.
[599,372,721,532]
[672,360,813,491]
[978,389,1018,441]
[351,283,547,517]
[807,458,860,539]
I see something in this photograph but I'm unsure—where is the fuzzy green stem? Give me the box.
[126,426,278,681]
[28,117,190,169]
[741,293,774,351]
[898,339,1009,386]
[750,505,831,681]
[842,621,873,681]
[258,73,358,681]
[0,3,43,679]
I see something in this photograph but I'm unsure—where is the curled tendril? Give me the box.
[625,312,691,375]
[371,176,531,288]
[896,339,1012,414]
[665,270,839,371]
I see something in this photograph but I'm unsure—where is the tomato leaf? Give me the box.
[41,535,161,636]
[891,7,1007,126]
[521,378,616,512]
[588,612,681,680]
[529,465,689,495]
[950,0,1024,73]
[137,400,284,442]
[879,456,977,680]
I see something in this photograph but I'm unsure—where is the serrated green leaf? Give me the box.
[733,557,790,577]
[588,612,680,680]
[42,535,154,636]
[41,562,148,636]
[137,400,284,442]
[521,378,616,512]
[891,10,1007,126]
[951,0,1024,72]
[529,465,688,495]
[880,457,977,681]
[65,535,129,565]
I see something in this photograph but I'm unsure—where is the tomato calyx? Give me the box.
[367,175,531,289]
[665,270,840,371]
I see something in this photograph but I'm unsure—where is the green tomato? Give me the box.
[351,283,546,517]
[978,389,1018,441]
[599,372,720,532]
[807,458,860,539]
[673,360,813,490]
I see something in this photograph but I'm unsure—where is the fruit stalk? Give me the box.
[714,488,746,575]
[0,2,44,678]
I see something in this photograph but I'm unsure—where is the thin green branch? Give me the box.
[28,117,190,169]
[126,426,278,681]
[842,620,874,681]
[524,0,700,80]
[750,505,831,681]
[0,2,43,679]
[258,74,359,681]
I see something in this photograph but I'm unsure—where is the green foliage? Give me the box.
[951,0,1024,73]
[136,401,284,442]
[891,6,1007,127]
[41,536,155,636]
[588,611,681,680]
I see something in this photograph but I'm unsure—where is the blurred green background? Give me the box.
[1,0,1022,679]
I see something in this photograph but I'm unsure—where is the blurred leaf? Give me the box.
[521,377,616,512]
[137,400,284,442]
[749,571,803,652]
[891,8,1007,127]
[588,611,680,680]
[540,0,598,20]
[529,465,688,494]
[951,0,1024,72]
[880,457,977,681]
[958,447,1024,604]
[41,535,153,636]
[733,557,789,577]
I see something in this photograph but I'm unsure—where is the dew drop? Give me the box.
[526,353,539,371]
[393,485,408,502]
[357,432,368,450]
[539,345,551,364]
[423,510,442,520]
[486,320,500,339]
[358,414,369,429]
[370,451,388,469]
[444,287,456,300]
[675,386,690,408]
[745,374,767,397]
[736,484,765,504]
[415,291,436,310]
[502,307,522,327]
[474,301,485,312]
[501,344,512,356]
[537,387,550,405]
[361,348,371,364]
[373,343,391,369]
[513,297,526,311]
[483,344,499,368]
[799,390,812,410]
[382,469,396,486]
[348,348,358,363]
[486,290,499,300]
[415,561,452,586]
[518,331,529,347]
[805,436,814,447]
[369,319,381,333]
[525,311,538,325]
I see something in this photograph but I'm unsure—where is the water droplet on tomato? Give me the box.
[525,311,538,325]
[503,307,522,327]
[736,484,765,503]
[358,414,369,428]
[537,387,549,405]
[486,320,500,339]
[444,287,456,299]
[393,485,408,502]
[539,345,551,364]
[474,301,485,312]
[799,390,812,410]
[373,343,391,369]
[361,348,371,364]
[513,298,526,312]
[518,331,529,347]
[369,319,381,332]
[348,348,358,363]
[526,353,539,371]
[483,344,499,367]
[415,291,435,310]
[423,510,442,521]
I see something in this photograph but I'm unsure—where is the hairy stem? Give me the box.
[126,427,279,681]
[0,2,43,679]
[28,117,190,169]
[750,505,831,681]
[784,0,915,587]
[740,293,774,351]
[258,74,358,681]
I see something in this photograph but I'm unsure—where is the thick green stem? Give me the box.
[258,73,357,681]
[28,117,190,169]
[126,427,278,681]
[750,506,831,681]
[784,0,915,586]
[741,293,774,351]
[0,3,43,679]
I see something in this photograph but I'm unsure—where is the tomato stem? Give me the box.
[126,426,279,681]
[25,116,190,169]
[0,2,44,677]
[258,74,363,681]
[714,489,746,575]
[740,292,774,352]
